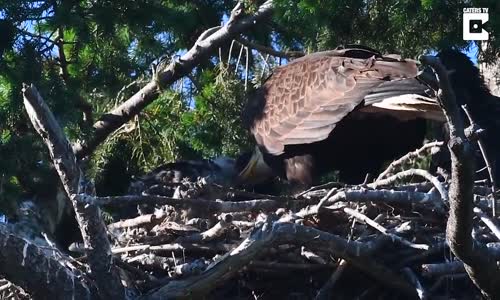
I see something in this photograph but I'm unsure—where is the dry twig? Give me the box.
[377,141,444,181]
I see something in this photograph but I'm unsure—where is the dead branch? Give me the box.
[113,242,228,256]
[462,104,497,215]
[171,260,208,277]
[395,182,435,193]
[81,194,314,213]
[214,185,286,201]
[369,169,448,201]
[73,0,275,160]
[296,182,346,198]
[176,214,234,243]
[421,261,465,277]
[396,242,447,268]
[108,212,167,230]
[235,36,305,58]
[0,224,97,299]
[297,188,444,218]
[421,55,500,299]
[403,267,427,300]
[314,259,348,300]
[0,282,12,293]
[232,220,255,228]
[304,187,338,217]
[301,247,328,264]
[142,218,416,299]
[125,254,181,271]
[248,260,335,272]
[115,258,157,283]
[21,84,125,299]
[473,207,500,241]
[377,141,444,181]
[343,207,429,250]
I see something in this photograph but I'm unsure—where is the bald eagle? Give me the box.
[236,46,443,186]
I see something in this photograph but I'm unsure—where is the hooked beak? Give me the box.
[237,147,272,185]
[238,148,261,181]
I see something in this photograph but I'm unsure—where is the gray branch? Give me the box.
[376,141,444,181]
[420,55,500,299]
[22,84,126,299]
[369,169,448,201]
[0,224,97,299]
[142,218,416,299]
[73,0,275,160]
[81,194,314,213]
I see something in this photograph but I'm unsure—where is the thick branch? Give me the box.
[0,225,97,299]
[143,219,416,299]
[81,194,314,213]
[462,104,497,215]
[22,84,125,299]
[369,169,448,201]
[73,0,274,159]
[420,55,500,299]
[299,187,445,218]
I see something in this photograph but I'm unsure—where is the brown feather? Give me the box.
[247,49,421,155]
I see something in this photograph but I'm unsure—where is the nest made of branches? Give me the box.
[86,140,496,299]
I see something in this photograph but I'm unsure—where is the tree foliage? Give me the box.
[273,0,499,57]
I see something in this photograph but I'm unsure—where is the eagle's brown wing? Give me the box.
[359,94,444,122]
[360,78,443,121]
[247,48,421,155]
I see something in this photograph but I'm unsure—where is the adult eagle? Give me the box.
[236,46,442,186]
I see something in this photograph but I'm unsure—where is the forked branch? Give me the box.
[22,84,125,299]
[73,0,275,160]
[420,55,500,299]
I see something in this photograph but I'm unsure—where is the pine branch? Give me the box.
[73,0,275,160]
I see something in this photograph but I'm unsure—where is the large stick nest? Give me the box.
[75,143,496,299]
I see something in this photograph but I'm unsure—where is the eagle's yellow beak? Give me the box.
[239,150,259,180]
[237,147,273,185]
